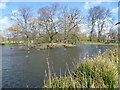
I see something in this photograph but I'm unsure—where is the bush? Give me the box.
[45,47,118,88]
[73,59,118,88]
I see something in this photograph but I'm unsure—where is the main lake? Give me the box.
[2,44,114,88]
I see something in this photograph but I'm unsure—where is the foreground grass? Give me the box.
[45,46,119,88]
[79,41,119,45]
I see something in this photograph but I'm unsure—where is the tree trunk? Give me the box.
[90,20,95,41]
[98,31,101,42]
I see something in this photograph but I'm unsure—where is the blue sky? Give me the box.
[0,1,119,32]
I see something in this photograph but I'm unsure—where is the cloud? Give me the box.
[12,10,18,14]
[12,10,20,14]
[0,17,9,25]
[83,2,89,10]
[0,0,10,3]
[0,0,9,9]
[0,3,6,9]
[111,6,120,13]
[84,2,101,10]
[0,17,12,30]
[83,0,116,10]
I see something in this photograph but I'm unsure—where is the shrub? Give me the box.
[73,59,118,88]
[45,47,118,88]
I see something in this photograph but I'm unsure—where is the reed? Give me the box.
[44,47,118,88]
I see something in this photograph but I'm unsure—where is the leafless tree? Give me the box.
[88,6,111,42]
[59,6,82,43]
[38,4,59,44]
[96,7,111,42]
[88,7,97,41]
[11,7,32,46]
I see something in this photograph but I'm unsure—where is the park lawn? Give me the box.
[79,41,119,45]
[0,41,119,46]
[0,42,24,46]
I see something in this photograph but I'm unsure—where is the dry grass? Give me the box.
[44,46,119,88]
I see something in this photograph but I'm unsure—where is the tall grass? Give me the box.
[44,46,119,88]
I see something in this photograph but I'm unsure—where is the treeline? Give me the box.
[3,3,118,45]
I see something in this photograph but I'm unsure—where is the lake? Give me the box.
[2,44,114,88]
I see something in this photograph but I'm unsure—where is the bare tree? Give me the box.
[38,4,59,44]
[11,7,32,46]
[96,7,111,42]
[59,6,81,43]
[28,17,41,44]
[88,7,97,41]
[88,6,111,42]
[5,24,22,43]
[107,27,118,42]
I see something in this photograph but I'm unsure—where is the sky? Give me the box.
[0,0,119,35]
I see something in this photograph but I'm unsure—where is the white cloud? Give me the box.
[10,16,16,20]
[0,0,10,2]
[0,3,6,9]
[111,6,120,13]
[0,0,9,9]
[84,2,89,10]
[84,2,101,10]
[0,17,12,30]
[53,18,58,23]
[0,17,9,25]
[83,0,116,10]
[12,10,20,14]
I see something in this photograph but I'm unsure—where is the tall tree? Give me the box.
[5,24,22,43]
[59,6,82,43]
[88,6,111,42]
[38,4,59,44]
[88,7,97,41]
[96,7,111,42]
[11,7,32,46]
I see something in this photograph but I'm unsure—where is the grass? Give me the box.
[79,41,119,45]
[0,42,24,46]
[0,41,118,46]
[45,46,119,88]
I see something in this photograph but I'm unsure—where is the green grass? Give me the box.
[45,47,119,88]
[79,41,119,45]
[0,42,24,45]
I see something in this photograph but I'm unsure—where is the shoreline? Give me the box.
[79,43,118,45]
[1,43,118,47]
[1,41,119,47]
[22,43,76,50]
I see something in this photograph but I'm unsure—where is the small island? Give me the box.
[22,43,76,50]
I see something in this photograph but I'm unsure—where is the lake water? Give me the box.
[2,44,114,88]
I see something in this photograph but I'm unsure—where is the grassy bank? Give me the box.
[79,41,119,45]
[1,41,119,46]
[45,47,119,88]
[0,42,24,46]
